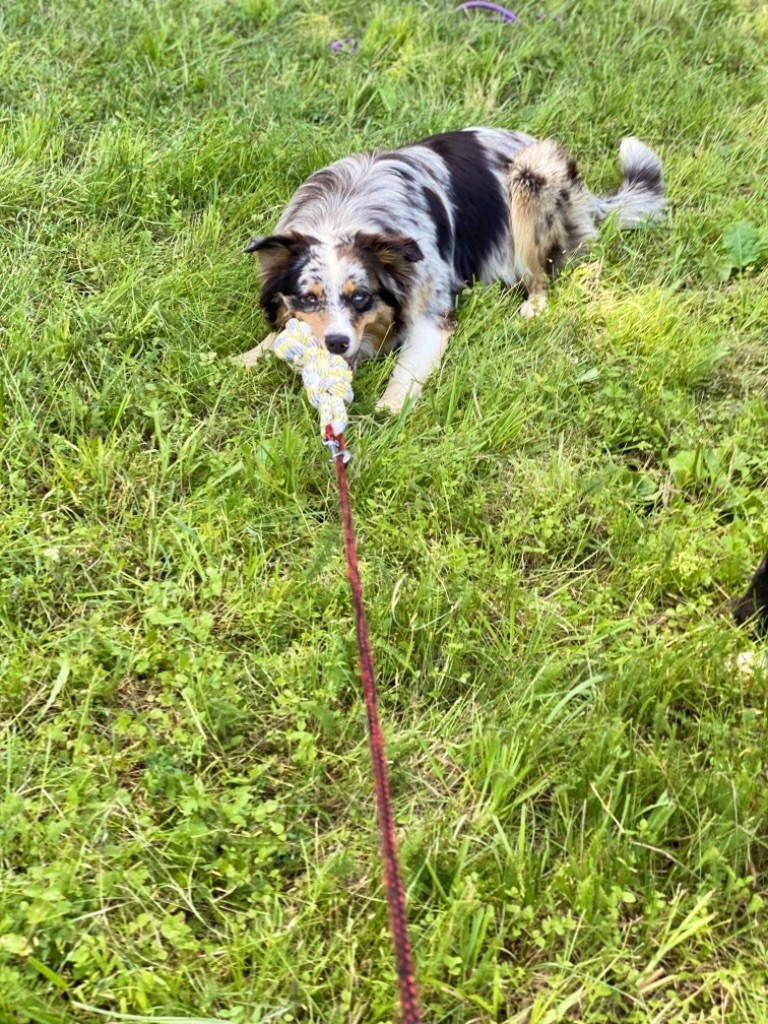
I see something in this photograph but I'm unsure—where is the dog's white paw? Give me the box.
[231,337,275,367]
[376,385,421,415]
[519,295,548,319]
[375,395,404,416]
[232,349,266,368]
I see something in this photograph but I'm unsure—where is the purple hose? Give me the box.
[456,1,518,21]
[330,36,359,53]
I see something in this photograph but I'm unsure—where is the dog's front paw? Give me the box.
[231,336,275,367]
[376,381,422,416]
[232,349,267,368]
[375,394,404,416]
[519,295,548,320]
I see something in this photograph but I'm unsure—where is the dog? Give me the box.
[237,128,665,413]
[733,552,768,638]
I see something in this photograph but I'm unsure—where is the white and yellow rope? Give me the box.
[272,319,354,436]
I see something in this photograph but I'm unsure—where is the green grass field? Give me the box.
[2,1,768,1021]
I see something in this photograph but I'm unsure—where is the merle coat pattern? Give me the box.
[238,128,665,413]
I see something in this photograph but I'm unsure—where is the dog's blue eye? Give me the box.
[351,291,372,312]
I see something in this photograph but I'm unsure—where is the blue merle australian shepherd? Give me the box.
[237,128,665,413]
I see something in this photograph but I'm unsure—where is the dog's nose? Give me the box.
[325,333,351,355]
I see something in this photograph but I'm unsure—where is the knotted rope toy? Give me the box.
[272,318,354,447]
[270,317,423,1024]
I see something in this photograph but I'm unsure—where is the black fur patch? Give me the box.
[295,168,339,204]
[566,156,579,182]
[244,233,290,254]
[733,553,768,637]
[546,243,564,274]
[515,168,546,193]
[392,166,417,186]
[308,168,337,186]
[623,159,662,194]
[421,186,453,262]
[552,188,576,255]
[420,131,507,285]
[376,283,403,330]
[375,153,420,185]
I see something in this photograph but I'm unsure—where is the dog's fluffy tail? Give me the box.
[597,137,665,229]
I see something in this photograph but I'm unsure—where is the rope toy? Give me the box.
[272,318,354,440]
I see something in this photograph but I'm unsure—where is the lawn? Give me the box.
[1,0,768,1021]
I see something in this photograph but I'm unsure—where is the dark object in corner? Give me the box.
[733,552,768,637]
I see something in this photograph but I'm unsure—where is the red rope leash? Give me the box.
[324,425,423,1024]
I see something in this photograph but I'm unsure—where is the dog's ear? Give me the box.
[244,232,314,277]
[354,232,424,285]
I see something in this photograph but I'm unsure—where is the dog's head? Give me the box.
[244,230,423,367]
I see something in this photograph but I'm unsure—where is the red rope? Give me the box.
[325,426,423,1024]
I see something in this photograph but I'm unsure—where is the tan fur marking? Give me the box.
[359,306,395,354]
[274,306,290,329]
[291,309,334,340]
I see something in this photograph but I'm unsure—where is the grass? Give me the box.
[1,0,768,1021]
